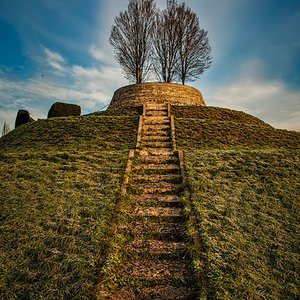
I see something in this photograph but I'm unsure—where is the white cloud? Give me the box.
[0,45,127,129]
[43,46,67,74]
[89,45,109,62]
[202,74,300,131]
[44,47,64,63]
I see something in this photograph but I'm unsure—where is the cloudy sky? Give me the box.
[0,0,299,131]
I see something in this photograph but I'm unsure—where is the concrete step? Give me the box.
[125,239,187,255]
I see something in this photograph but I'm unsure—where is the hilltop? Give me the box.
[0,105,299,299]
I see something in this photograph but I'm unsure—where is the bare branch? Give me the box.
[109,0,157,84]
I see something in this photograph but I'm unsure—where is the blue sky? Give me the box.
[0,0,299,131]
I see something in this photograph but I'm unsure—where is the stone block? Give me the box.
[15,110,35,128]
[47,102,81,118]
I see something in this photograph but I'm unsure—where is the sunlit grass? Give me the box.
[173,105,300,299]
[184,149,300,299]
[173,106,300,150]
[0,113,137,299]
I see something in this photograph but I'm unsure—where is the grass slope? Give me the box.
[0,113,138,299]
[173,106,300,299]
[1,104,299,299]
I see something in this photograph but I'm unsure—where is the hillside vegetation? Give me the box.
[173,106,300,299]
[0,113,138,299]
[0,104,299,299]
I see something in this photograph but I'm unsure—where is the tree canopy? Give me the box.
[109,0,212,85]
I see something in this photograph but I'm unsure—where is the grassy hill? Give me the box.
[173,106,300,299]
[0,105,299,299]
[0,111,138,299]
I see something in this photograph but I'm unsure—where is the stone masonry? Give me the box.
[109,82,205,108]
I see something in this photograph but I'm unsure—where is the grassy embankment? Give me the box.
[0,110,138,299]
[173,106,300,299]
[1,104,299,299]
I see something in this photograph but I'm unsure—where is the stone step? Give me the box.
[137,149,175,156]
[142,135,171,142]
[145,103,168,110]
[133,174,181,184]
[129,182,182,194]
[143,124,170,132]
[142,136,171,143]
[125,239,187,255]
[131,194,181,203]
[102,285,191,300]
[120,221,186,241]
[134,163,180,171]
[145,110,168,117]
[131,194,182,208]
[117,258,190,282]
[141,141,172,148]
[143,130,170,137]
[143,117,170,125]
[136,155,178,164]
[132,207,183,218]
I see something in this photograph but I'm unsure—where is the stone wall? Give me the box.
[109,82,206,108]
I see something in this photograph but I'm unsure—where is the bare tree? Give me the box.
[109,0,157,84]
[175,3,212,85]
[153,0,180,82]
[2,122,10,136]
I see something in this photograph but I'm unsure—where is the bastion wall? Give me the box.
[109,82,206,108]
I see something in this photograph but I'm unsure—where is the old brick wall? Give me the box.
[109,83,206,108]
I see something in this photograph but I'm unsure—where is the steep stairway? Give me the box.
[99,103,198,299]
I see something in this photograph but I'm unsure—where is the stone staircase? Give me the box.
[99,103,198,299]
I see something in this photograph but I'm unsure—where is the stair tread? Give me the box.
[131,194,181,202]
[132,207,182,217]
[135,164,180,170]
[143,132,170,137]
[137,149,175,156]
[142,136,171,141]
[125,239,187,255]
[100,285,191,300]
[118,258,190,281]
[136,156,178,164]
[134,174,181,182]
[121,221,185,237]
[132,181,180,187]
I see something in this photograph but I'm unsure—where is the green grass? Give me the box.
[0,114,138,152]
[0,113,138,299]
[1,104,299,299]
[172,106,300,150]
[92,106,143,117]
[184,149,300,299]
[173,106,300,299]
[171,105,271,126]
